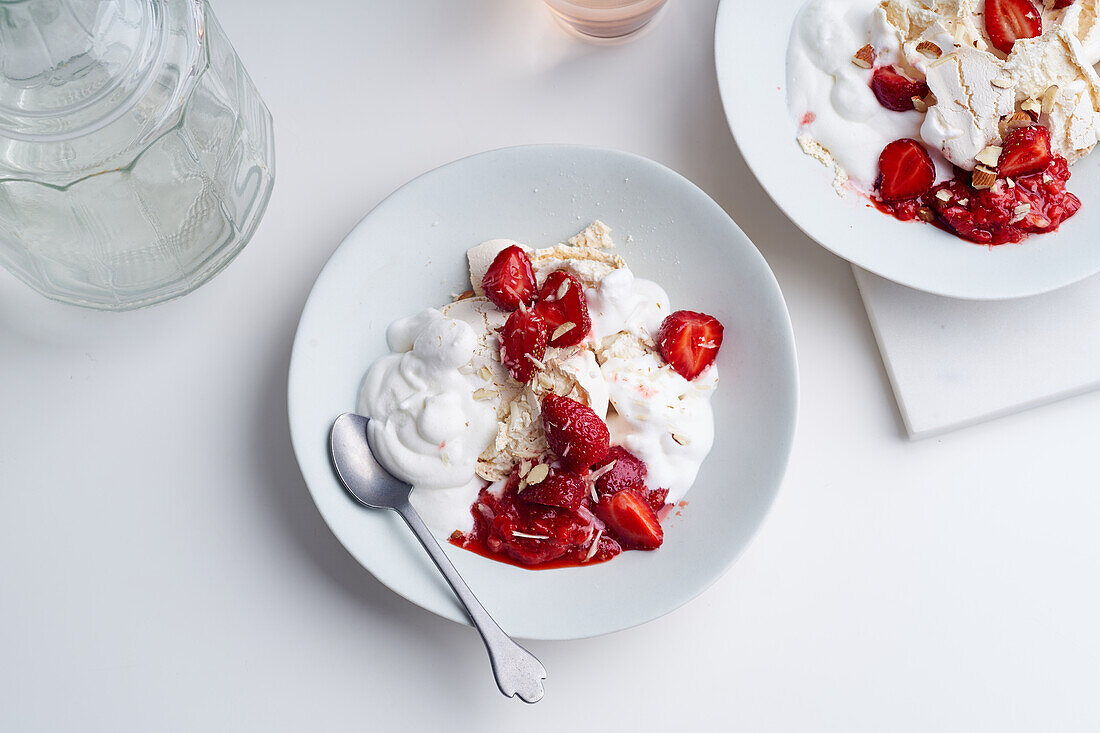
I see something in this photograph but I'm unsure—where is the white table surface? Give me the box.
[2,1,1099,730]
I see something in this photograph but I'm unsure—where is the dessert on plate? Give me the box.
[787,0,1099,244]
[357,222,725,568]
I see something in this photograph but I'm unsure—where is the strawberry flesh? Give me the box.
[656,310,725,381]
[481,245,537,311]
[984,0,1042,55]
[593,446,648,496]
[876,138,936,202]
[596,490,664,550]
[541,394,610,471]
[533,270,591,347]
[499,308,548,383]
[869,66,929,112]
[521,466,587,511]
[998,124,1052,178]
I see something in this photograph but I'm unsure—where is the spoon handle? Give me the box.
[394,501,547,703]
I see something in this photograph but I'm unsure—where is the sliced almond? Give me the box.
[935,189,953,202]
[478,365,493,381]
[915,40,942,59]
[1020,98,1042,117]
[519,459,533,477]
[1011,203,1032,223]
[912,96,928,113]
[551,322,576,341]
[991,76,1013,89]
[524,353,546,370]
[472,387,496,401]
[972,165,997,190]
[1041,85,1059,115]
[671,433,689,446]
[975,145,1003,168]
[455,289,475,301]
[511,531,549,540]
[556,279,571,300]
[583,529,605,562]
[852,44,876,69]
[526,463,550,485]
[1000,111,1034,137]
[957,198,969,207]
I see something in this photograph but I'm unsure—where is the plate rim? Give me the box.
[287,143,800,639]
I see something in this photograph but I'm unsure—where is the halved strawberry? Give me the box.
[593,446,648,496]
[541,394,610,471]
[869,66,930,112]
[533,270,591,347]
[520,466,587,511]
[596,490,664,550]
[876,138,936,202]
[499,308,548,383]
[655,310,724,381]
[481,245,537,311]
[998,124,1052,178]
[985,0,1042,55]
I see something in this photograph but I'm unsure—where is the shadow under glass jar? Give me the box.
[0,0,275,310]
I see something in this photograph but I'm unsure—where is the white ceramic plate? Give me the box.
[287,145,798,640]
[715,0,1100,300]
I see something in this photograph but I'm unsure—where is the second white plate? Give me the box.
[715,0,1100,300]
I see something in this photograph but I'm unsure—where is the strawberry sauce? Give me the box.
[874,155,1081,245]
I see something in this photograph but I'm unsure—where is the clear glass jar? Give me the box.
[0,0,275,310]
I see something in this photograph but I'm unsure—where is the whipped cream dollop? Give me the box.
[358,224,719,537]
[359,309,498,534]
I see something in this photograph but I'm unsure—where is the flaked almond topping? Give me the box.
[672,433,689,446]
[472,387,496,401]
[526,463,550,485]
[519,459,533,477]
[1000,111,1034,137]
[1042,173,1054,184]
[935,189,953,202]
[852,44,876,69]
[551,322,576,341]
[589,460,617,481]
[478,365,493,381]
[972,165,997,190]
[556,279,571,300]
[456,289,475,301]
[1041,85,1059,115]
[975,145,1003,168]
[525,353,546,370]
[917,206,936,222]
[991,76,1013,89]
[583,529,605,562]
[517,299,527,313]
[1011,203,1031,222]
[1006,177,1016,189]
[511,531,550,540]
[957,198,969,207]
[912,96,928,113]
[916,40,942,59]
[1020,98,1042,117]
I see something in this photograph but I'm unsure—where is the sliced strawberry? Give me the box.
[998,124,1052,178]
[593,446,648,496]
[876,138,936,202]
[985,0,1042,55]
[520,466,587,511]
[533,270,591,347]
[869,66,929,112]
[596,490,664,550]
[541,394,610,471]
[655,310,725,381]
[499,308,548,383]
[481,245,536,311]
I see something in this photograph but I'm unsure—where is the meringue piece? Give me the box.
[1049,0,1100,65]
[1005,26,1100,162]
[920,45,1017,169]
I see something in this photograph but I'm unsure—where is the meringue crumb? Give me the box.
[797,133,849,196]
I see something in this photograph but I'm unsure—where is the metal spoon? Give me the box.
[329,413,547,703]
